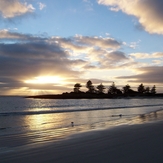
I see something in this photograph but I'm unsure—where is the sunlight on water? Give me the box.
[0,97,163,149]
[23,113,68,142]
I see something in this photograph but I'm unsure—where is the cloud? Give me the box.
[130,52,163,59]
[38,2,46,10]
[98,0,163,35]
[52,37,88,53]
[0,0,34,18]
[0,41,83,78]
[0,31,91,94]
[1,30,157,95]
[48,36,122,67]
[52,36,136,70]
[75,35,121,49]
[117,66,163,84]
[85,48,131,69]
[128,40,141,49]
[105,51,128,62]
[129,52,163,66]
[83,0,94,11]
[49,35,121,56]
[0,30,122,50]
[0,29,51,44]
[0,29,32,40]
[62,77,111,85]
[1,31,125,94]
[102,51,130,68]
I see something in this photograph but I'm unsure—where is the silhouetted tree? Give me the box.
[74,83,82,93]
[123,84,131,94]
[151,85,156,94]
[145,87,150,94]
[96,83,105,94]
[86,80,95,93]
[108,82,122,95]
[138,83,145,94]
[116,89,123,95]
[108,82,116,94]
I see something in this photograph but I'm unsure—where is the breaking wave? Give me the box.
[0,104,163,116]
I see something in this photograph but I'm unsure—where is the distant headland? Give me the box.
[26,80,163,99]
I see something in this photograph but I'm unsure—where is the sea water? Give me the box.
[0,96,163,149]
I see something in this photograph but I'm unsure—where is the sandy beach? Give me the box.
[1,119,163,163]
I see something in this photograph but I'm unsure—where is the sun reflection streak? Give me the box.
[23,113,75,144]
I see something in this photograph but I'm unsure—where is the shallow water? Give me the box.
[0,96,163,150]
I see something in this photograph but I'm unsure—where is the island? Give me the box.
[25,80,163,99]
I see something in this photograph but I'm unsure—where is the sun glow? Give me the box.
[25,76,64,84]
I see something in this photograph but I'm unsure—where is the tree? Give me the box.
[123,84,131,94]
[116,89,123,95]
[96,83,105,94]
[86,80,95,93]
[108,82,121,95]
[138,83,145,94]
[74,83,82,93]
[145,87,150,94]
[151,85,156,94]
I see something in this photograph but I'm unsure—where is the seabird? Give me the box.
[71,122,74,126]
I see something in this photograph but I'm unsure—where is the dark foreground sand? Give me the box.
[1,121,163,163]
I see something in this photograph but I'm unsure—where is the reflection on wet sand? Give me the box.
[21,110,116,144]
[3,108,162,149]
[132,110,163,124]
[22,111,106,145]
[23,113,77,145]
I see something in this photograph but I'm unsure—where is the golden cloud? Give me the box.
[98,0,163,35]
[0,0,34,18]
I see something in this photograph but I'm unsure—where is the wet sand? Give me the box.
[1,119,163,163]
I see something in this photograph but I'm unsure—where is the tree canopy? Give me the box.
[74,83,82,93]
[86,80,95,93]
[123,84,131,94]
[96,83,105,94]
[138,83,145,94]
[151,85,156,94]
[72,80,157,97]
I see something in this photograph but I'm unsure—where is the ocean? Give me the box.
[0,96,163,152]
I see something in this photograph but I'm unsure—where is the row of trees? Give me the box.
[73,80,156,95]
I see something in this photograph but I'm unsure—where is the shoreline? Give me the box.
[25,93,163,99]
[1,116,163,163]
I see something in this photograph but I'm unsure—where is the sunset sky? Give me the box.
[0,0,163,95]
